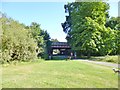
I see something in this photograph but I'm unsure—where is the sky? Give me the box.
[1,1,119,42]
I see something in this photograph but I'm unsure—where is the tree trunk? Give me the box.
[87,51,91,58]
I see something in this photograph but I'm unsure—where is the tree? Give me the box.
[41,30,51,59]
[62,1,114,57]
[28,22,44,56]
[51,38,59,42]
[0,13,52,64]
[28,22,51,59]
[106,17,120,30]
[1,16,37,63]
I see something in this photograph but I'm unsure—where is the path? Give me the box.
[77,59,119,68]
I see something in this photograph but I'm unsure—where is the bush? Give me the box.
[90,55,119,64]
[1,17,37,64]
[99,55,119,64]
[103,56,118,63]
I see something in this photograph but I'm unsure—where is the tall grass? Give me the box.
[90,55,119,64]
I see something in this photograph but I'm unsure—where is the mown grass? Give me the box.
[2,60,118,88]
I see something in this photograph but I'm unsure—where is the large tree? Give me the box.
[106,17,120,30]
[28,22,44,56]
[62,1,117,57]
[27,22,51,59]
[105,17,120,54]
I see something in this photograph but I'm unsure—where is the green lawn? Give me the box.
[2,60,118,88]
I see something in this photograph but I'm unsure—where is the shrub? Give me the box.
[1,17,37,64]
[99,55,119,64]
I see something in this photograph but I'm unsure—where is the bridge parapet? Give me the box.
[51,42,71,49]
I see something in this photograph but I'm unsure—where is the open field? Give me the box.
[2,60,118,88]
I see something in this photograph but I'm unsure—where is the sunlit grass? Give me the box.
[90,55,119,64]
[0,65,2,89]
[2,60,118,88]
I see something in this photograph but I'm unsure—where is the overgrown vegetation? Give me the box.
[0,13,51,64]
[90,55,119,64]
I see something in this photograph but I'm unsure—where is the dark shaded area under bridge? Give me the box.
[49,42,73,59]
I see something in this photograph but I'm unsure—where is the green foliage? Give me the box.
[0,14,51,63]
[62,1,119,57]
[42,30,51,59]
[106,17,120,30]
[116,30,120,54]
[91,55,120,64]
[105,17,120,54]
[51,38,59,42]
[29,22,45,56]
[27,22,51,59]
[1,17,37,64]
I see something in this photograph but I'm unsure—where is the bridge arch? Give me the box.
[50,42,71,56]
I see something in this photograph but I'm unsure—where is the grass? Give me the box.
[90,55,119,64]
[0,65,2,90]
[1,60,118,88]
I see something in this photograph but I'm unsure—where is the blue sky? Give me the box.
[1,2,118,42]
